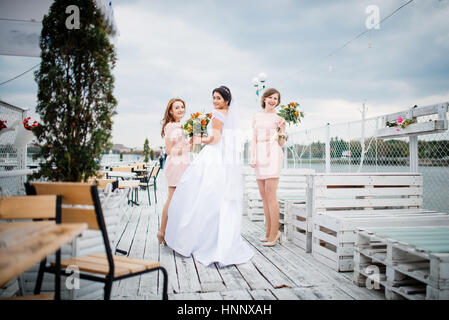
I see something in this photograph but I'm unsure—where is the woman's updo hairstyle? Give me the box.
[212,85,232,106]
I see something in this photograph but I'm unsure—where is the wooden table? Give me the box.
[0,221,87,287]
[105,171,136,180]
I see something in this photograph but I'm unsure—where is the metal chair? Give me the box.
[26,182,168,300]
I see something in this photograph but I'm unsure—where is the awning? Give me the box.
[0,0,118,57]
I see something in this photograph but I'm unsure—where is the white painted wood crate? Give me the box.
[0,277,20,298]
[314,210,449,272]
[279,197,307,234]
[355,227,449,300]
[242,167,314,222]
[18,188,126,299]
[311,172,429,272]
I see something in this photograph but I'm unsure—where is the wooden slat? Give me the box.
[61,207,99,230]
[94,179,116,189]
[32,182,94,206]
[0,221,55,249]
[0,195,57,220]
[315,197,422,209]
[315,187,423,197]
[118,180,140,189]
[315,175,422,187]
[0,222,87,287]
[79,255,146,273]
[90,254,160,269]
[112,167,133,172]
[59,257,129,277]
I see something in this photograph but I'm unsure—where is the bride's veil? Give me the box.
[222,95,244,201]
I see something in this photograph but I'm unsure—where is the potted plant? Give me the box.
[31,0,117,182]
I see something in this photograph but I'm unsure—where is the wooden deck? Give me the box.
[110,175,385,300]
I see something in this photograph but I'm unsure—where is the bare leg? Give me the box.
[264,178,280,242]
[158,186,176,243]
[256,179,270,239]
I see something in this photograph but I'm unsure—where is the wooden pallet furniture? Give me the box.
[355,226,449,300]
[315,210,449,272]
[375,102,448,172]
[376,103,448,139]
[280,174,314,252]
[310,172,440,271]
[242,168,314,222]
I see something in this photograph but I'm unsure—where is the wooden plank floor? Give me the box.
[110,175,385,300]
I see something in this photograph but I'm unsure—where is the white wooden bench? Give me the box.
[242,167,314,222]
[280,173,314,252]
[310,172,449,272]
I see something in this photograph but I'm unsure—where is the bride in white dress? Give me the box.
[164,86,254,267]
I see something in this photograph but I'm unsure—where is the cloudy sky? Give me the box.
[1,0,449,149]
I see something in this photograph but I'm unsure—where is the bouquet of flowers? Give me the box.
[183,112,212,153]
[386,116,417,131]
[277,102,304,141]
[277,102,304,125]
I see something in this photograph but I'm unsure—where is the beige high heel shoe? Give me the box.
[157,231,167,245]
[263,231,282,247]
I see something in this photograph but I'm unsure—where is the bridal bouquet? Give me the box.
[277,102,304,125]
[277,102,304,141]
[183,112,212,153]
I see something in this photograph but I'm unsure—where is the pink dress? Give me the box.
[164,122,190,187]
[250,112,284,180]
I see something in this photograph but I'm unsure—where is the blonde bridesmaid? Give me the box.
[249,88,286,246]
[158,98,192,245]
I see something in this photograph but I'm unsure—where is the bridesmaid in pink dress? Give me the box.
[158,98,192,245]
[249,88,286,247]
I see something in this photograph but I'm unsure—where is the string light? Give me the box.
[0,63,40,87]
[279,0,415,87]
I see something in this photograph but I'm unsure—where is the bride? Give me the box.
[164,85,254,267]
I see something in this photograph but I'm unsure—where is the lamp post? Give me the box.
[247,73,268,164]
[252,72,267,101]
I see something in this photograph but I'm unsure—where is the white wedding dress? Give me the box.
[165,108,254,267]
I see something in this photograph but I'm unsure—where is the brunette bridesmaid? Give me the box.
[249,88,286,246]
[158,98,192,245]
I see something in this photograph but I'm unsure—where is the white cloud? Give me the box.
[112,2,265,147]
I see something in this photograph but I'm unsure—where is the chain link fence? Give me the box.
[280,105,449,213]
[242,103,448,213]
[0,101,29,196]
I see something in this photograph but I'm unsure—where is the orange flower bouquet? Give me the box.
[183,112,212,153]
[277,102,304,141]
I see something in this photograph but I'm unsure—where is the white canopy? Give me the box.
[0,0,118,57]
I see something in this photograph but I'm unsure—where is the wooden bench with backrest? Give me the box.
[0,195,62,300]
[310,172,449,272]
[25,182,168,300]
